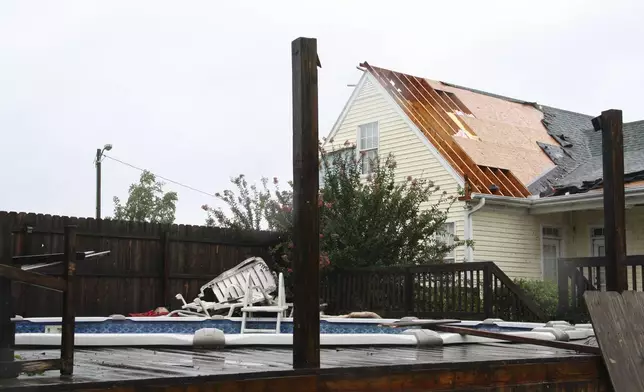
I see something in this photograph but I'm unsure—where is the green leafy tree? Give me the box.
[203,144,470,275]
[113,170,178,224]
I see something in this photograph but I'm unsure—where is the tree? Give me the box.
[113,170,178,224]
[203,144,470,274]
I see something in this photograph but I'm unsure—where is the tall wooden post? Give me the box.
[291,37,320,369]
[0,215,15,379]
[592,109,627,292]
[60,225,77,377]
[0,261,15,379]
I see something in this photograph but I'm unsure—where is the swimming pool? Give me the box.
[12,316,594,348]
[13,316,540,335]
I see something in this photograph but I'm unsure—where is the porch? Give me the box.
[470,194,644,282]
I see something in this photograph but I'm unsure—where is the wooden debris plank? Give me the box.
[0,359,62,377]
[584,290,644,392]
[12,251,88,265]
[21,251,110,271]
[379,319,461,328]
[0,264,66,291]
[429,324,601,355]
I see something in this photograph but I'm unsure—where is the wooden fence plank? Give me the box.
[0,212,281,317]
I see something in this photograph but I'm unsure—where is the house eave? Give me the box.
[470,186,644,214]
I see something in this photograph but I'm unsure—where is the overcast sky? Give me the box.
[1,0,642,225]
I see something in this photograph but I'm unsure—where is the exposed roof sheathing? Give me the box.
[360,62,644,199]
[361,62,532,197]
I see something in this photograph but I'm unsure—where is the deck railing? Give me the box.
[322,261,548,322]
[557,255,644,321]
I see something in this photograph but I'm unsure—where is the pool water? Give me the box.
[14,318,535,335]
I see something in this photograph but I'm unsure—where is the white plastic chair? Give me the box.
[240,272,289,334]
[175,257,278,317]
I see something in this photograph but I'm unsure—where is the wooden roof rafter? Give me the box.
[365,64,499,195]
[393,72,500,194]
[361,62,531,198]
[495,167,531,197]
[480,166,513,196]
[363,64,493,195]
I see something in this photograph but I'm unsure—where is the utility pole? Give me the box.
[95,144,112,220]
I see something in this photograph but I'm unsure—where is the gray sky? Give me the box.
[1,0,642,225]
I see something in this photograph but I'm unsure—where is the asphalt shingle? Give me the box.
[551,121,644,190]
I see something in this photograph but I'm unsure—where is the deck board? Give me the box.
[0,343,601,391]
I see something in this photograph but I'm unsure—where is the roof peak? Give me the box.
[360,62,596,120]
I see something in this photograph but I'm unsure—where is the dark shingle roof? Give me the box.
[529,110,644,196]
[550,121,644,191]
[585,120,644,157]
[527,106,594,195]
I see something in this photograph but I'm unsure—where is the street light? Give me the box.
[95,144,113,219]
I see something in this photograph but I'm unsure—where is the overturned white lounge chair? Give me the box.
[240,272,289,334]
[175,257,285,317]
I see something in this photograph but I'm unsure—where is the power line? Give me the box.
[103,154,218,198]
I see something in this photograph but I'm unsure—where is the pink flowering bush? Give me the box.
[203,144,470,291]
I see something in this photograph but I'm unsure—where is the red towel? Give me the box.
[129,309,170,317]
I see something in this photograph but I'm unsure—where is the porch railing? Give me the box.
[321,261,548,322]
[557,255,644,321]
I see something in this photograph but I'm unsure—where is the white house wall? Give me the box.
[566,206,644,256]
[324,75,466,262]
[472,203,644,282]
[471,205,567,280]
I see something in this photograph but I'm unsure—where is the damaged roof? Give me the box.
[360,62,644,198]
[548,120,644,195]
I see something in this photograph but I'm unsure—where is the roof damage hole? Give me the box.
[436,90,474,117]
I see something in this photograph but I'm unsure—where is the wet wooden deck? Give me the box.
[1,343,608,391]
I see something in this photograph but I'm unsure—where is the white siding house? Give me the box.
[323,73,466,263]
[323,63,644,281]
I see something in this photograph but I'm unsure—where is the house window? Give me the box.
[440,222,455,263]
[541,226,561,283]
[319,148,354,188]
[358,122,379,174]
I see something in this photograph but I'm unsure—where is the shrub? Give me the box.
[204,144,472,294]
[514,279,558,319]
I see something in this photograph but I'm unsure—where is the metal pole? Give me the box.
[95,148,101,220]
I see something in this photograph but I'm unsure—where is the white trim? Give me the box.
[465,198,486,262]
[539,223,544,280]
[589,225,604,257]
[323,72,369,145]
[440,221,456,263]
[470,186,644,214]
[365,73,465,187]
[540,225,563,281]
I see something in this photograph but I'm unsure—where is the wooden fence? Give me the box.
[2,212,548,322]
[322,261,548,322]
[557,255,644,322]
[0,211,282,317]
